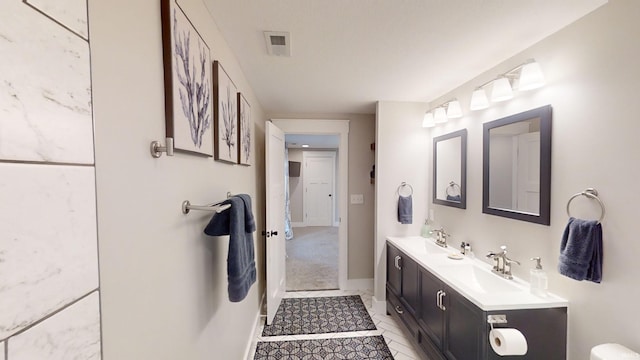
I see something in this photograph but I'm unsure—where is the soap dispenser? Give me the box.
[529,257,548,296]
[420,218,432,238]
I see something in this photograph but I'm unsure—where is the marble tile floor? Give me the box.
[248,289,423,360]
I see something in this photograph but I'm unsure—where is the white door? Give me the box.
[303,152,335,226]
[514,132,540,214]
[265,121,286,325]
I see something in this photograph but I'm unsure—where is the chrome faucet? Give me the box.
[431,228,450,248]
[486,245,520,279]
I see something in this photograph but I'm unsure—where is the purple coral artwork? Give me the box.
[161,0,213,156]
[213,61,238,164]
[237,93,251,166]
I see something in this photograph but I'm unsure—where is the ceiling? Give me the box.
[204,0,607,115]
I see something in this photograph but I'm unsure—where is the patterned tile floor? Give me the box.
[248,289,422,360]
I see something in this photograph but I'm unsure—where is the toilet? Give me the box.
[591,344,640,359]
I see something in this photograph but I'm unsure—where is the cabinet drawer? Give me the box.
[387,289,419,338]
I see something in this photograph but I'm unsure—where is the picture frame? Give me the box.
[213,61,238,164]
[160,0,213,156]
[237,92,251,166]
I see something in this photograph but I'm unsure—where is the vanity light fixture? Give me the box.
[490,76,514,102]
[446,99,463,119]
[518,60,545,90]
[434,107,448,124]
[422,112,435,128]
[470,88,489,110]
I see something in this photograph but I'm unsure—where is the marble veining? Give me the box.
[8,291,101,360]
[0,164,98,339]
[0,1,93,164]
[25,0,89,40]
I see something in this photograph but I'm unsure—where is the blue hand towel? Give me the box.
[446,194,461,202]
[558,217,603,283]
[397,195,413,224]
[204,194,257,302]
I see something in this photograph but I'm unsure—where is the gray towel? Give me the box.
[204,194,256,302]
[397,195,413,224]
[558,217,603,283]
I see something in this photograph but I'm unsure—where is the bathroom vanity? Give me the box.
[386,236,568,360]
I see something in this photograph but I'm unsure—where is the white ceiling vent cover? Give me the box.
[264,31,291,57]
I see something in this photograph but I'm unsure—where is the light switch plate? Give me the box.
[350,194,364,204]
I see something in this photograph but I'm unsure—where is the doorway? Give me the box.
[272,119,349,292]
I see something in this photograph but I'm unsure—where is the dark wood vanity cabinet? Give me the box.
[386,243,420,337]
[386,242,567,360]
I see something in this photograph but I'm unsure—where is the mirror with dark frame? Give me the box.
[433,129,467,209]
[482,105,552,225]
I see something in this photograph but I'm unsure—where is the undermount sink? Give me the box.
[403,237,449,256]
[437,264,523,294]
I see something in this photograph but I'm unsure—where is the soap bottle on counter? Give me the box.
[529,257,548,296]
[420,218,432,238]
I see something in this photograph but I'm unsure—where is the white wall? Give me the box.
[373,101,430,307]
[377,1,640,358]
[0,0,101,358]
[89,0,266,359]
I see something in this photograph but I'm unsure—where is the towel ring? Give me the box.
[397,182,413,197]
[566,188,605,223]
[446,181,461,196]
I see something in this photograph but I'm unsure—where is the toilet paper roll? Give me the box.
[489,328,528,356]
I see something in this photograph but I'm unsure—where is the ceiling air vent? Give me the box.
[264,31,291,57]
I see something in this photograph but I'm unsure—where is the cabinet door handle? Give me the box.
[394,305,404,314]
[440,291,447,311]
[394,256,402,270]
[436,290,442,309]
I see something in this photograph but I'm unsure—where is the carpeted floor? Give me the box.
[286,226,339,291]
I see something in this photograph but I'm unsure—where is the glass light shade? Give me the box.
[446,100,463,119]
[422,112,435,128]
[491,77,513,102]
[434,107,448,123]
[470,88,489,110]
[519,61,545,90]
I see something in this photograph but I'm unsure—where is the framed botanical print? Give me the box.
[160,0,213,156]
[237,93,251,166]
[213,61,238,164]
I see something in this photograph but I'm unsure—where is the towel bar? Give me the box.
[566,188,605,223]
[397,182,413,196]
[182,192,234,214]
[446,181,461,196]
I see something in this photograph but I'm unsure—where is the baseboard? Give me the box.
[343,278,374,290]
[243,293,266,360]
[372,295,387,314]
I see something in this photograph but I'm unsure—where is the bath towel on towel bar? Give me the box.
[558,217,603,283]
[204,194,256,302]
[397,194,412,224]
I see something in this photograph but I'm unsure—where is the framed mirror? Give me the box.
[433,129,467,209]
[482,105,552,225]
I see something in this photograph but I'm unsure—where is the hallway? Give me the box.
[249,289,421,359]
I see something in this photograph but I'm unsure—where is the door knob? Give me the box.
[328,194,332,197]
[271,231,278,236]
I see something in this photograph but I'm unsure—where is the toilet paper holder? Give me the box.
[487,315,508,330]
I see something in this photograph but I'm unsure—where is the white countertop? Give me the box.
[387,236,568,311]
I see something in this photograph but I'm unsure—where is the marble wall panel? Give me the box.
[0,1,93,164]
[8,292,101,360]
[0,163,98,339]
[1,341,4,360]
[25,0,89,40]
